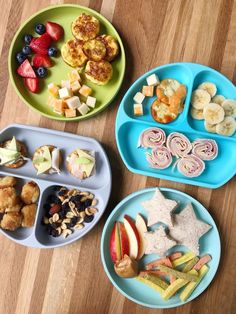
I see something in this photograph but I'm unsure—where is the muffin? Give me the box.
[0,136,27,168]
[66,149,95,179]
[32,145,61,175]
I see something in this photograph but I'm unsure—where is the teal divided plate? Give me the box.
[115,63,236,188]
[101,187,221,308]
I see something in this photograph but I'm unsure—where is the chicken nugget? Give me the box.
[5,196,22,213]
[21,181,40,205]
[0,176,17,189]
[1,212,22,231]
[21,204,37,227]
[0,187,18,213]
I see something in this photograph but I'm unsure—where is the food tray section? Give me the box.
[0,124,111,248]
[116,63,236,188]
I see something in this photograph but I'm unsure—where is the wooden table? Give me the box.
[0,0,235,313]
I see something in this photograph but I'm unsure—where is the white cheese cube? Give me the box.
[58,87,73,99]
[133,92,145,104]
[78,103,89,116]
[146,74,160,86]
[86,96,96,108]
[61,80,71,89]
[133,103,143,116]
[65,96,81,109]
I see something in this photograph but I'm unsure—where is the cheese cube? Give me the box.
[133,104,143,116]
[48,83,59,97]
[58,87,73,99]
[133,92,145,104]
[146,74,160,86]
[79,85,92,97]
[70,80,81,93]
[53,99,67,115]
[142,85,154,97]
[48,95,55,108]
[65,96,81,109]
[86,96,96,108]
[61,80,71,89]
[78,103,89,115]
[65,108,77,118]
[68,70,82,82]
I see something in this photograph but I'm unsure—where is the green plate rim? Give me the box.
[8,4,126,121]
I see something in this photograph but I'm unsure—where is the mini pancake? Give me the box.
[96,34,119,61]
[61,39,88,68]
[82,39,106,62]
[151,99,177,124]
[1,140,27,169]
[85,60,113,85]
[71,13,100,41]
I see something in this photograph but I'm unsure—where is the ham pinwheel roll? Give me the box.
[166,132,192,157]
[146,147,172,169]
[176,154,205,177]
[192,139,218,161]
[138,127,166,148]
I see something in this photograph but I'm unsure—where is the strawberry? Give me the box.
[49,204,61,215]
[32,54,52,68]
[46,21,64,41]
[30,38,48,55]
[34,33,52,48]
[24,77,40,93]
[17,59,36,78]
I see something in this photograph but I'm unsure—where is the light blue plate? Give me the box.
[115,63,236,188]
[101,187,221,308]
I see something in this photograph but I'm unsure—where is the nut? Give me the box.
[43,216,49,224]
[63,218,71,224]
[85,207,97,216]
[77,217,84,224]
[69,201,75,210]
[71,208,79,217]
[80,191,89,196]
[80,211,86,219]
[66,212,74,219]
[91,198,98,206]
[52,213,60,222]
[68,189,77,196]
[49,217,54,224]
[56,227,62,235]
[80,196,87,202]
[61,223,67,230]
[87,193,94,200]
[62,229,72,238]
[74,223,84,230]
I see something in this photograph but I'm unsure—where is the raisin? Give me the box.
[84,215,94,223]
[68,217,78,227]
[84,199,92,208]
[51,229,59,237]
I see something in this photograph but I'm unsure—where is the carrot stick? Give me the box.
[169,252,183,261]
[145,257,173,270]
[193,255,212,270]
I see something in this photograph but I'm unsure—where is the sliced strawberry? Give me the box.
[32,54,52,68]
[46,21,64,41]
[24,77,40,93]
[30,38,48,55]
[49,204,61,215]
[17,59,36,78]
[34,33,52,48]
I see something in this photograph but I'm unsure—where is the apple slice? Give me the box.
[109,222,129,263]
[135,213,147,260]
[124,215,140,260]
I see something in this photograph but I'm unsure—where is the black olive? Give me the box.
[84,215,94,223]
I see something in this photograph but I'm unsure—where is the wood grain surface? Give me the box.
[0,0,235,313]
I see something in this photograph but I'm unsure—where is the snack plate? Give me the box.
[116,63,236,188]
[8,4,125,121]
[101,187,221,308]
[0,124,111,248]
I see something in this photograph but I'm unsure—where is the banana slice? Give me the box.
[190,107,204,120]
[221,99,236,117]
[198,82,217,97]
[204,121,216,133]
[216,117,236,136]
[203,102,225,125]
[191,89,211,110]
[212,95,225,105]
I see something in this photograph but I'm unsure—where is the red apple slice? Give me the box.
[110,222,129,263]
[124,215,140,260]
[118,222,130,260]
[135,213,147,260]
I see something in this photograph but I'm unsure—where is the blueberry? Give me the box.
[48,47,58,57]
[23,34,33,44]
[47,194,57,204]
[84,215,94,223]
[16,52,27,64]
[37,67,47,78]
[35,23,45,35]
[22,45,32,55]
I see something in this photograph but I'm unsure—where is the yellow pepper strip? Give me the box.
[180,265,209,302]
[162,269,198,300]
[158,265,198,282]
[140,273,169,290]
[136,276,166,294]
[172,252,196,268]
[182,257,200,273]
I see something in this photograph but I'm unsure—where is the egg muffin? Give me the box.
[97,35,119,61]
[32,145,61,175]
[71,13,100,41]
[82,39,106,62]
[61,39,88,68]
[85,60,113,85]
[151,99,178,124]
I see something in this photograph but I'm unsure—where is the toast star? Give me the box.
[169,203,212,255]
[144,226,177,257]
[141,188,177,227]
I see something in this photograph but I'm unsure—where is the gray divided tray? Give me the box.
[0,124,111,248]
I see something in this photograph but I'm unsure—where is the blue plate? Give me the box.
[115,63,236,188]
[101,187,221,309]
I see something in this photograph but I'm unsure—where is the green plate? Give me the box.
[8,4,125,121]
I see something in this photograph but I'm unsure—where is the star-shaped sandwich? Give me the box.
[169,203,212,255]
[144,226,177,257]
[141,188,177,227]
